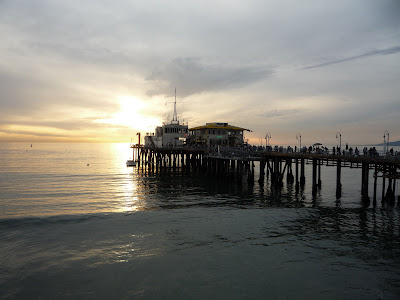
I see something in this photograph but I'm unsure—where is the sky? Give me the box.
[0,0,399,146]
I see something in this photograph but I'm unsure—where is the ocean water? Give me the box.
[0,143,399,299]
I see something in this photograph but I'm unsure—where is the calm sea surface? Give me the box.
[1,143,399,299]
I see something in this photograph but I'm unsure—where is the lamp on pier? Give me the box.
[265,132,271,147]
[384,130,389,153]
[296,133,301,151]
[336,132,341,151]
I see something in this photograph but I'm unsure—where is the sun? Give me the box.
[99,96,160,132]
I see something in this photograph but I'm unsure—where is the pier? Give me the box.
[134,146,400,206]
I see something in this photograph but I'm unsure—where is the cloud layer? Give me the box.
[0,0,399,145]
[146,57,273,97]
[304,46,400,69]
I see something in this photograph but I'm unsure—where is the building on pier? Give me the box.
[144,122,188,148]
[144,89,189,148]
[188,122,251,147]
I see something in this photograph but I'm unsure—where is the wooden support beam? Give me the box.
[312,158,317,195]
[393,178,396,201]
[280,160,288,185]
[248,162,255,184]
[336,159,341,198]
[286,159,293,183]
[385,166,395,204]
[266,160,273,177]
[373,164,377,206]
[300,158,305,186]
[274,157,279,186]
[258,161,265,184]
[295,158,299,190]
[361,162,365,195]
[362,161,370,202]
[382,165,386,204]
[318,159,322,188]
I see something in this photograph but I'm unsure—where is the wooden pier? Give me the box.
[135,147,400,206]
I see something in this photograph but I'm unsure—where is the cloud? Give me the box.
[0,128,72,138]
[304,46,400,69]
[146,57,273,97]
[259,108,311,118]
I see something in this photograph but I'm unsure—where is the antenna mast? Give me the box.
[172,87,178,124]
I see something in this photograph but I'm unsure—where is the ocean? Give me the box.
[1,142,399,299]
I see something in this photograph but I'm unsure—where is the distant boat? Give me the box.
[126,160,137,167]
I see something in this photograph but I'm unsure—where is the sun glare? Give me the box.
[99,96,160,131]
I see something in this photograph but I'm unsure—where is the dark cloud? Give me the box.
[146,57,273,97]
[259,108,310,118]
[304,46,400,69]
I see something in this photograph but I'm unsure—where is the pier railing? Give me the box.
[144,144,399,161]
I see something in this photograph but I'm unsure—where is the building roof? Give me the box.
[189,122,251,132]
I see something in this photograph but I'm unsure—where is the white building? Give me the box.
[145,122,188,148]
[144,91,188,148]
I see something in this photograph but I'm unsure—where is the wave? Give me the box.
[0,213,113,229]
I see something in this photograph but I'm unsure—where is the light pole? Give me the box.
[265,132,271,147]
[336,132,341,151]
[384,130,389,153]
[296,133,301,151]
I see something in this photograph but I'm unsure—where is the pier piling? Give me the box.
[336,159,342,198]
[373,165,378,206]
[312,159,317,195]
[300,158,305,186]
[139,147,398,206]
